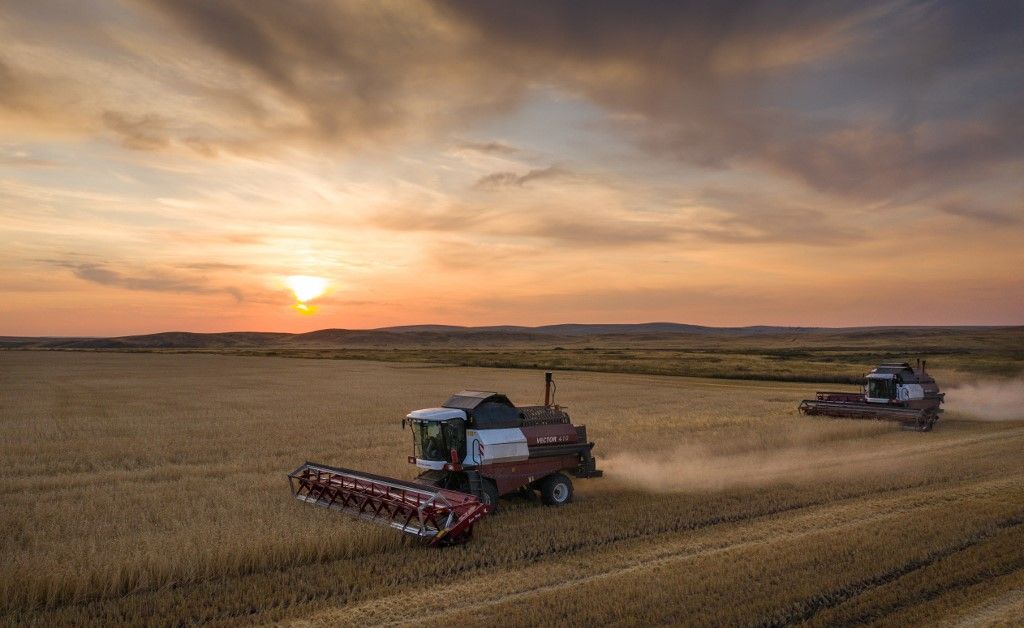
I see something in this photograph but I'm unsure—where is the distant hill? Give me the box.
[0,331,292,350]
[374,322,816,335]
[1,322,1019,350]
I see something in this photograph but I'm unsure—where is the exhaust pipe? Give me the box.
[544,371,553,407]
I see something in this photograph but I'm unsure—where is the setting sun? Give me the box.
[286,275,328,314]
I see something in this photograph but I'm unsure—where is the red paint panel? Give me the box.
[521,423,578,446]
[480,455,581,495]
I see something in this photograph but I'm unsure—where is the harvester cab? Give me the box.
[406,373,602,507]
[799,360,945,431]
[289,372,602,546]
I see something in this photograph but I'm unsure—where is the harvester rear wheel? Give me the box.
[540,473,573,506]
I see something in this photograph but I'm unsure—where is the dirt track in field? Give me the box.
[954,586,1024,628]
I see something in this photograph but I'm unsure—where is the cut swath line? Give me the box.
[295,475,1024,627]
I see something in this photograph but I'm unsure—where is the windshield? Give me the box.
[867,378,894,399]
[412,419,466,461]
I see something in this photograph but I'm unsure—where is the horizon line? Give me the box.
[5,321,1024,340]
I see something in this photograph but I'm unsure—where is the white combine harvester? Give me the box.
[799,360,945,431]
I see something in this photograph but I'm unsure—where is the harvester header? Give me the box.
[288,462,489,546]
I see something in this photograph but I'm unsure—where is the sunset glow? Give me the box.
[285,276,328,315]
[0,2,1021,335]
[286,276,329,305]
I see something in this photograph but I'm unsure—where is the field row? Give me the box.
[1,352,1022,625]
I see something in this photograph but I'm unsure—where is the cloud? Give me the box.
[518,213,673,246]
[0,55,52,120]
[685,188,862,245]
[937,201,1021,226]
[0,151,58,168]
[474,165,570,189]
[369,172,860,251]
[126,0,526,152]
[102,111,170,151]
[3,0,1020,207]
[55,261,244,302]
[369,200,669,248]
[455,140,519,155]
[0,57,26,110]
[437,1,1024,203]
[2,0,1023,333]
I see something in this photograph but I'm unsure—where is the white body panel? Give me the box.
[898,384,925,401]
[466,428,528,466]
[407,407,467,421]
[864,372,925,403]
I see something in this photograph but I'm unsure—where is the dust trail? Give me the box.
[945,379,1024,421]
[599,423,1024,493]
[602,439,911,492]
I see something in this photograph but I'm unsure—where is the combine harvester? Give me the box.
[799,360,945,431]
[288,372,602,545]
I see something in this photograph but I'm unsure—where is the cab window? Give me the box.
[867,379,894,399]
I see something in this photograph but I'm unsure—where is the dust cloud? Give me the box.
[602,439,911,493]
[944,379,1024,421]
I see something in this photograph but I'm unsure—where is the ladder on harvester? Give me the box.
[288,462,491,545]
[466,470,483,499]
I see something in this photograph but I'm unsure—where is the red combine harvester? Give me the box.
[288,372,602,545]
[798,360,945,431]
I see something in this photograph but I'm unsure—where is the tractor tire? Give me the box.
[479,479,500,514]
[539,473,573,506]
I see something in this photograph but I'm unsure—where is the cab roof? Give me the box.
[442,390,521,429]
[406,407,467,422]
[867,362,934,384]
[442,390,515,411]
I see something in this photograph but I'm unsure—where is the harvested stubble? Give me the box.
[1,351,1021,626]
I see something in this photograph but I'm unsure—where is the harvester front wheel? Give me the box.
[540,473,573,506]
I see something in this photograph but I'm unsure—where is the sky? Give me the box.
[1,0,1022,335]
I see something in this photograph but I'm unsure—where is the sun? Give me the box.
[286,275,328,314]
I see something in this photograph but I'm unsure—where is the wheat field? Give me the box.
[1,352,1022,626]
